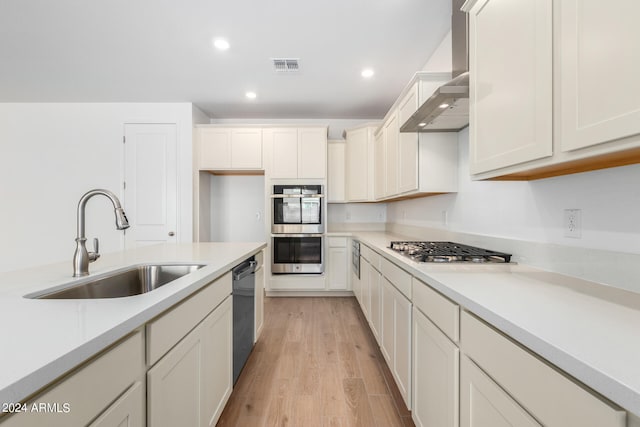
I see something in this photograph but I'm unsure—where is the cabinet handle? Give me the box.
[168,231,175,237]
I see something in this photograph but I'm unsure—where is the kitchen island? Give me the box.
[0,242,265,425]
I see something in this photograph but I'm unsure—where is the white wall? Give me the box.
[0,103,195,273]
[328,203,387,224]
[421,30,452,72]
[387,128,640,255]
[209,175,265,242]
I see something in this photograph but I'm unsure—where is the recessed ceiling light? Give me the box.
[439,103,450,109]
[245,91,257,100]
[418,122,427,127]
[213,38,230,50]
[361,68,374,78]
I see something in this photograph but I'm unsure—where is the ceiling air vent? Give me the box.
[272,58,300,73]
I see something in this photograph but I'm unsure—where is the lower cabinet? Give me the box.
[147,296,232,427]
[89,381,144,427]
[368,262,382,343]
[0,331,145,427]
[461,355,540,427]
[327,237,349,291]
[360,258,371,319]
[255,249,265,342]
[412,307,459,427]
[379,277,412,409]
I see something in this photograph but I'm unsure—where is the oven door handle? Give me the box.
[271,234,324,238]
[270,194,324,199]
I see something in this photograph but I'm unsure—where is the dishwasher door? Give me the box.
[232,257,256,384]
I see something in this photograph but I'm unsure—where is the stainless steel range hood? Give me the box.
[400,0,469,133]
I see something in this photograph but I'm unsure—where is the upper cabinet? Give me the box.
[558,0,640,152]
[327,139,346,203]
[372,73,458,201]
[465,0,640,180]
[466,0,553,175]
[345,125,377,202]
[265,127,327,179]
[197,127,262,170]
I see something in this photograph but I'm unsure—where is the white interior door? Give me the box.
[123,123,177,248]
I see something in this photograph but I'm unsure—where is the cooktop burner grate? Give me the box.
[389,241,512,263]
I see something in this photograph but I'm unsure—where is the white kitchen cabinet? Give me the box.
[413,307,459,427]
[461,311,626,427]
[373,129,386,200]
[466,0,553,175]
[327,237,349,290]
[359,257,371,320]
[198,127,262,170]
[460,355,541,427]
[298,127,327,179]
[255,250,265,341]
[558,0,640,152]
[379,276,412,409]
[384,114,399,197]
[345,125,378,202]
[148,296,232,427]
[368,261,381,343]
[89,381,144,427]
[352,263,362,305]
[397,88,419,194]
[265,127,327,179]
[327,140,346,203]
[0,332,144,427]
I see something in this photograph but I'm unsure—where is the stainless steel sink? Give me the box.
[29,263,206,299]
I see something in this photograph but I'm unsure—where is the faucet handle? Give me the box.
[89,238,100,262]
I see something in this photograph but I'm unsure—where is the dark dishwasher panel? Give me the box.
[232,256,256,384]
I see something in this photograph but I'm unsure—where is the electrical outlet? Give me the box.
[401,210,406,220]
[442,210,448,226]
[564,209,582,238]
[345,211,351,220]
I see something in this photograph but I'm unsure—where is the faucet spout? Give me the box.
[73,189,129,277]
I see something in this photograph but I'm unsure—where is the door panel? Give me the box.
[124,123,177,248]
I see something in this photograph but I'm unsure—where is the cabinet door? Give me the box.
[461,355,541,427]
[352,268,361,304]
[328,246,349,290]
[467,0,552,174]
[345,127,369,201]
[298,128,327,179]
[147,325,204,427]
[380,278,394,363]
[398,88,419,194]
[369,266,381,343]
[393,287,412,409]
[201,297,233,427]
[359,258,371,320]
[384,114,399,197]
[199,128,232,169]
[558,0,640,152]
[412,308,459,427]
[255,266,265,341]
[374,130,386,199]
[268,128,299,178]
[231,128,262,169]
[327,140,346,202]
[89,382,144,427]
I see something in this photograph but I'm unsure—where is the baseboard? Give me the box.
[265,290,355,297]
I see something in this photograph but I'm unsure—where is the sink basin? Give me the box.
[29,263,206,299]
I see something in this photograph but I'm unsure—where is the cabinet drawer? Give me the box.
[380,257,411,299]
[147,272,232,366]
[461,311,626,427]
[412,278,459,343]
[328,236,348,248]
[360,244,381,270]
[1,331,144,427]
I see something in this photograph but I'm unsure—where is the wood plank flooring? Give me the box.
[217,297,414,427]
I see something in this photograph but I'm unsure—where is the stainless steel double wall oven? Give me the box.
[271,185,324,274]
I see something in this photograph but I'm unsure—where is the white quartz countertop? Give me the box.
[0,242,266,407]
[352,231,640,417]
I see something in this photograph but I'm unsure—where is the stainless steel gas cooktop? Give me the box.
[389,241,512,263]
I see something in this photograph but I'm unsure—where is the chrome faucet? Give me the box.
[73,189,130,277]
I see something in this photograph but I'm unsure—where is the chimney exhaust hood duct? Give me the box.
[400,0,469,133]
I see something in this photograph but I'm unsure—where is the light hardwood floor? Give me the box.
[217,297,414,427]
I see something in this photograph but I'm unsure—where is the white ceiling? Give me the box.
[0,0,452,119]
